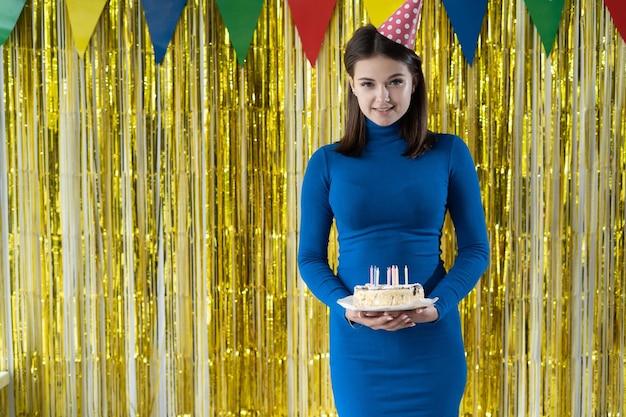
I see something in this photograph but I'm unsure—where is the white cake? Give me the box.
[353,282,424,308]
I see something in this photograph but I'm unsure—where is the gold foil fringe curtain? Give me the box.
[0,0,624,416]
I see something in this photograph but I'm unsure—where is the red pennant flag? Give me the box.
[288,0,337,66]
[605,0,626,42]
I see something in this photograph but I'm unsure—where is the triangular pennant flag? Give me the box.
[524,0,565,56]
[288,0,337,66]
[0,0,27,46]
[216,0,265,66]
[65,0,109,58]
[441,0,488,65]
[363,0,405,29]
[141,0,187,64]
[605,0,626,42]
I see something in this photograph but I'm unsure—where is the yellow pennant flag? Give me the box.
[65,0,109,57]
[363,0,406,27]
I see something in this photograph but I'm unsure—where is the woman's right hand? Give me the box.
[345,309,415,331]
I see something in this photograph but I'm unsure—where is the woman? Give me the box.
[297,19,490,417]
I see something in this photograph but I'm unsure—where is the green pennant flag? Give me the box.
[524,0,565,56]
[0,0,27,45]
[216,0,265,66]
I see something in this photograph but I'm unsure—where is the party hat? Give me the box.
[377,0,423,50]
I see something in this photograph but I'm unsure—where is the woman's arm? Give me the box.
[298,149,352,318]
[428,137,490,320]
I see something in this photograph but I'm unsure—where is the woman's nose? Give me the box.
[377,86,390,102]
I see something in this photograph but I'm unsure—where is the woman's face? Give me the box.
[349,55,415,127]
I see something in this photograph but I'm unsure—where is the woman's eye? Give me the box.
[360,82,374,87]
[389,79,403,86]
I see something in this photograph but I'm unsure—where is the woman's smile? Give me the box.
[349,55,415,126]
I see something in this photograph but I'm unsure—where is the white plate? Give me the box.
[337,295,438,312]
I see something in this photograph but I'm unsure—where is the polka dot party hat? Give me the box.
[377,0,424,50]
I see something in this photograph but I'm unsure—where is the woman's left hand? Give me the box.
[408,305,439,323]
[346,305,438,330]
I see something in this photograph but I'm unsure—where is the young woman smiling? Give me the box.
[298,10,489,417]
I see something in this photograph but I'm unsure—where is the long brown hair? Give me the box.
[335,24,433,158]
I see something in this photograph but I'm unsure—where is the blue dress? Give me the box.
[297,119,489,417]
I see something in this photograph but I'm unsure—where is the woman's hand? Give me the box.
[345,306,438,331]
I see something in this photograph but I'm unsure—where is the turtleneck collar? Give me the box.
[364,118,405,152]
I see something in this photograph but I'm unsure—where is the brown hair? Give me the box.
[335,24,433,158]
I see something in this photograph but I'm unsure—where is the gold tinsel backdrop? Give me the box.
[0,0,625,416]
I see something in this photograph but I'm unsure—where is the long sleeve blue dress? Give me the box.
[297,118,490,417]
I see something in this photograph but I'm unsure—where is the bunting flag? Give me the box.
[605,0,626,42]
[363,0,405,27]
[216,0,265,66]
[524,0,565,56]
[441,0,488,65]
[141,0,187,64]
[0,0,622,67]
[0,0,26,46]
[65,0,109,57]
[288,0,337,66]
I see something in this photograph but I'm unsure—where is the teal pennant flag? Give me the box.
[216,0,265,66]
[142,0,187,64]
[524,0,565,56]
[0,0,27,45]
[441,0,488,66]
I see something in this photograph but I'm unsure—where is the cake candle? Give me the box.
[375,267,380,286]
[404,265,408,285]
[369,265,374,285]
[387,267,391,285]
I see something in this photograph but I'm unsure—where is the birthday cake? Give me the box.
[353,265,424,308]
